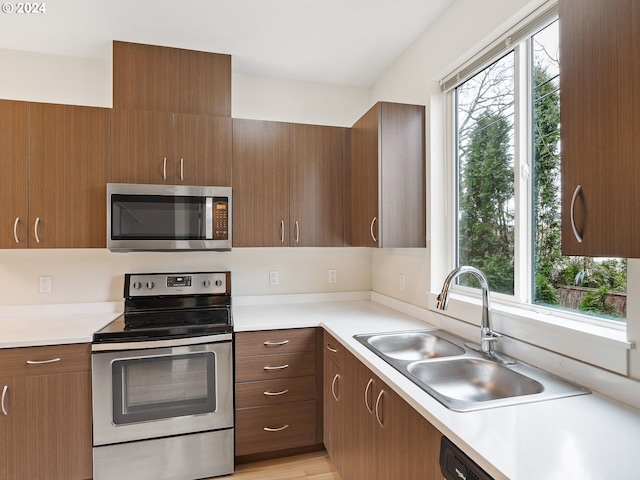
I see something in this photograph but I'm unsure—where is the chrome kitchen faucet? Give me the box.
[436,266,501,357]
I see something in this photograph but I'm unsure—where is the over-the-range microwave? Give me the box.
[107,183,232,252]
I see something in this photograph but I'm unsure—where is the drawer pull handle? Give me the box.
[26,357,61,365]
[264,389,289,396]
[331,373,340,402]
[1,385,8,416]
[264,425,289,432]
[364,378,374,414]
[264,364,289,371]
[264,340,290,346]
[326,344,338,353]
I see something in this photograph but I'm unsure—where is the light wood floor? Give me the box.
[224,451,341,480]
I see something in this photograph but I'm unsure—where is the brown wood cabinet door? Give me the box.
[290,124,345,247]
[560,0,640,257]
[375,382,442,480]
[29,103,110,248]
[232,119,290,247]
[111,109,173,184]
[323,348,342,472]
[0,100,28,249]
[5,372,92,480]
[341,351,378,480]
[113,41,231,116]
[379,102,426,248]
[0,377,18,479]
[350,104,379,247]
[173,114,232,186]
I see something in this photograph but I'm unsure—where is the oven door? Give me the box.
[92,335,233,446]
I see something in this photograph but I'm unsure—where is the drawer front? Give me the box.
[235,328,316,357]
[0,343,91,376]
[235,375,316,409]
[235,351,315,383]
[235,400,317,456]
[323,331,343,368]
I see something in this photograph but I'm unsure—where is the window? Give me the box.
[446,14,626,322]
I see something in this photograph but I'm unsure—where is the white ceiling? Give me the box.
[0,0,455,87]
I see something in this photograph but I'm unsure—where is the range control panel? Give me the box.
[125,272,229,297]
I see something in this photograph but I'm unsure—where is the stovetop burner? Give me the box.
[93,271,233,344]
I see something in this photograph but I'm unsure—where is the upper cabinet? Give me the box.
[111,41,232,186]
[350,102,426,248]
[232,119,347,247]
[0,101,110,249]
[111,109,232,185]
[560,0,640,257]
[0,100,28,249]
[112,41,231,116]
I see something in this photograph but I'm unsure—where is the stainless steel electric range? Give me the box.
[91,271,234,480]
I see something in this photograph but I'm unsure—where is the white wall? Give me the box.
[0,46,373,306]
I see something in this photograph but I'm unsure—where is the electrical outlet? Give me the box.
[400,275,406,292]
[269,270,279,286]
[39,276,52,294]
[328,269,337,284]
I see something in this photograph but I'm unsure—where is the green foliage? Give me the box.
[459,111,514,294]
[578,286,618,316]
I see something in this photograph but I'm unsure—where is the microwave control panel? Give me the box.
[214,201,228,240]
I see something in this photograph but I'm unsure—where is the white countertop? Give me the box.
[2,298,639,479]
[0,302,121,348]
[234,298,640,480]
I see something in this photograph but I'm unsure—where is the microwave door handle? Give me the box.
[206,198,213,239]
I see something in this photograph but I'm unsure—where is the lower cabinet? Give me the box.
[324,335,442,480]
[0,344,92,480]
[235,328,322,458]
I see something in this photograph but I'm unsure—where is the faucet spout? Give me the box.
[436,266,498,356]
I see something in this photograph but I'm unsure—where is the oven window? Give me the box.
[112,352,217,424]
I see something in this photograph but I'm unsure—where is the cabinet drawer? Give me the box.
[236,328,316,357]
[235,351,315,383]
[236,375,316,409]
[0,343,91,376]
[323,330,343,368]
[235,400,317,456]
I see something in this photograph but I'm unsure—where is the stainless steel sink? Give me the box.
[354,329,590,412]
[365,332,465,361]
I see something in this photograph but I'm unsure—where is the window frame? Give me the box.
[442,9,627,331]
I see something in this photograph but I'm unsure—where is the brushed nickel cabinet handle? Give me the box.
[295,220,300,243]
[1,385,8,416]
[326,344,338,353]
[331,373,340,402]
[13,217,20,244]
[180,158,184,181]
[163,157,167,180]
[264,425,289,432]
[570,184,583,243]
[263,364,289,371]
[264,340,290,346]
[375,389,385,428]
[370,217,377,243]
[281,220,285,244]
[27,357,61,365]
[364,378,374,414]
[263,389,289,396]
[34,217,41,244]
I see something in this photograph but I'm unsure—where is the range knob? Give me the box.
[203,279,211,287]
[132,282,142,290]
[215,279,223,287]
[146,281,155,289]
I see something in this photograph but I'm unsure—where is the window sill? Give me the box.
[424,291,632,375]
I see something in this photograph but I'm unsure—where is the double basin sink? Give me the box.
[354,329,590,412]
